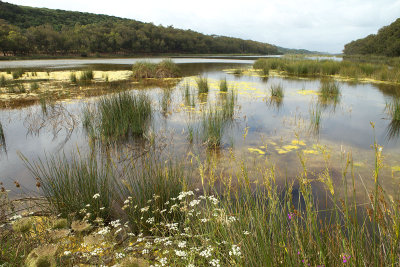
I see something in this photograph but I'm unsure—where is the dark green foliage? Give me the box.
[344,18,400,57]
[0,2,278,56]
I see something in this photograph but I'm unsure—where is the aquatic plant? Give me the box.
[30,82,39,92]
[69,72,77,83]
[82,92,152,141]
[219,78,228,92]
[0,75,6,87]
[270,84,284,99]
[385,98,400,139]
[79,70,94,82]
[160,88,172,116]
[182,81,195,107]
[196,76,209,94]
[12,69,24,79]
[132,59,181,79]
[309,103,322,134]
[201,108,225,148]
[319,79,340,108]
[221,89,237,120]
[0,121,5,147]
[233,69,244,75]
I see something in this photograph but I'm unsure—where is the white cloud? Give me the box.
[6,0,400,53]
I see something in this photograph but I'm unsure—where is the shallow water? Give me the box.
[0,57,399,203]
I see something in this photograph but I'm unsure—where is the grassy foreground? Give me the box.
[1,130,399,266]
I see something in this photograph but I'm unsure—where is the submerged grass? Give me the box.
[82,92,152,141]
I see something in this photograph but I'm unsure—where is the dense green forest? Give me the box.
[343,18,400,57]
[0,1,278,56]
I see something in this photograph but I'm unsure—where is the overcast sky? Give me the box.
[5,0,400,53]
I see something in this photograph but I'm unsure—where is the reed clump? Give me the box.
[82,92,152,141]
[270,84,284,99]
[319,79,341,107]
[0,75,6,87]
[132,59,181,79]
[219,78,228,92]
[196,76,209,93]
[79,70,94,82]
[254,58,400,83]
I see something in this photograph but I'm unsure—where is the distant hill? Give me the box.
[343,18,400,57]
[0,1,280,56]
[276,46,324,55]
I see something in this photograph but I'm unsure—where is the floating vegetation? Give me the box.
[219,78,228,92]
[132,59,181,79]
[196,76,209,94]
[82,92,152,141]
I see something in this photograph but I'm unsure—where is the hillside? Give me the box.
[0,1,279,56]
[343,18,400,57]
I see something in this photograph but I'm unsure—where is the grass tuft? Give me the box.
[196,76,209,94]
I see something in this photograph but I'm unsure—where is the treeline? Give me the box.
[0,1,278,56]
[343,18,400,57]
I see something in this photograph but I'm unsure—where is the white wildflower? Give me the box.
[93,193,100,199]
[189,200,201,207]
[199,246,213,258]
[100,207,105,210]
[243,231,250,235]
[111,220,121,228]
[229,244,242,257]
[10,215,22,221]
[175,250,187,257]
[97,226,110,235]
[63,251,71,256]
[158,257,167,266]
[141,206,150,212]
[177,191,194,200]
[115,252,125,259]
[178,241,187,248]
[146,217,155,224]
[85,204,91,207]
[209,259,220,267]
[142,249,150,255]
[208,196,219,205]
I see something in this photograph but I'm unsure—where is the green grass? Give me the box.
[30,82,39,92]
[385,98,400,139]
[160,88,172,115]
[69,72,77,83]
[82,92,152,141]
[219,78,228,92]
[196,76,209,94]
[309,103,322,133]
[12,69,24,79]
[0,75,6,87]
[21,153,114,221]
[79,70,94,82]
[9,131,400,266]
[117,153,187,233]
[270,84,284,99]
[221,89,237,120]
[254,57,400,83]
[182,82,195,107]
[318,79,341,107]
[201,108,225,148]
[132,59,181,79]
